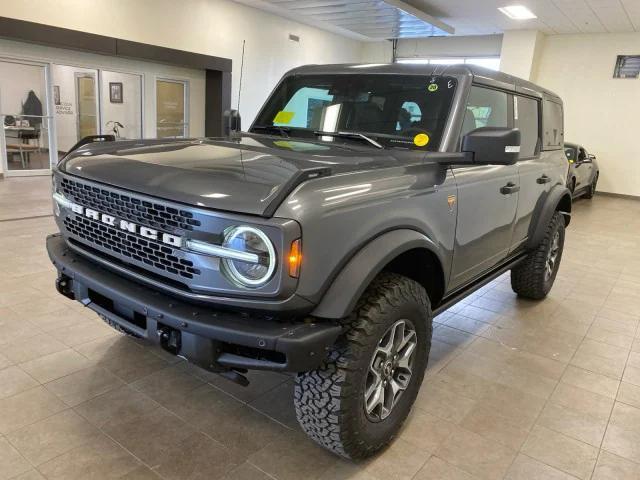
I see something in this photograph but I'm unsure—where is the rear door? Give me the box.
[510,94,549,252]
[449,85,519,289]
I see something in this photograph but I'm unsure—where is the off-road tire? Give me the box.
[584,173,598,199]
[511,211,565,299]
[294,272,431,460]
[99,314,141,338]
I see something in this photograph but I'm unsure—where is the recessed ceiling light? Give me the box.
[498,5,537,20]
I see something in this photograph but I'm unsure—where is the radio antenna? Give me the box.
[237,39,246,112]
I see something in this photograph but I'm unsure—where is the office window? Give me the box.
[514,96,540,158]
[397,57,500,71]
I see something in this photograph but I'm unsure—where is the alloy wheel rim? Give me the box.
[364,319,417,421]
[545,231,560,281]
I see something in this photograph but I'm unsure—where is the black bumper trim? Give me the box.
[47,234,341,372]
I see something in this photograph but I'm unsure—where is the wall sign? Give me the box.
[613,55,640,79]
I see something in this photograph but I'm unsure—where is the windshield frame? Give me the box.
[250,72,460,152]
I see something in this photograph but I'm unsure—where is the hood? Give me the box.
[59,135,401,217]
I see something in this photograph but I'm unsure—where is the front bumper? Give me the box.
[47,234,341,373]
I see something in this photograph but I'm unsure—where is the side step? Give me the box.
[433,253,526,316]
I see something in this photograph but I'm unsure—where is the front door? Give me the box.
[448,85,518,289]
[449,164,519,288]
[574,146,593,190]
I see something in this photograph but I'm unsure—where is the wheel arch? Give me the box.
[310,229,446,319]
[527,185,572,250]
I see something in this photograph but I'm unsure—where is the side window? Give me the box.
[461,86,508,138]
[514,95,540,158]
[542,99,564,149]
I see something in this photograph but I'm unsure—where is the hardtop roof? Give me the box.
[285,63,561,103]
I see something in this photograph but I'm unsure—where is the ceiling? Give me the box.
[406,0,640,35]
[236,0,639,39]
[234,0,455,39]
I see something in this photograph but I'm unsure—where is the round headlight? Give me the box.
[221,226,276,287]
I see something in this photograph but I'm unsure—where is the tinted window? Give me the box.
[253,74,458,151]
[543,99,564,149]
[514,95,540,158]
[460,86,508,138]
[565,147,577,161]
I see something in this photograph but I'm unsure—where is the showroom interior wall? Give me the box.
[0,38,206,174]
[360,34,502,63]
[0,0,363,128]
[532,32,640,197]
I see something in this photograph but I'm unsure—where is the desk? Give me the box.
[4,126,36,132]
[4,126,39,168]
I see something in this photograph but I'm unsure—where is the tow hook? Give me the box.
[55,275,75,300]
[158,326,181,355]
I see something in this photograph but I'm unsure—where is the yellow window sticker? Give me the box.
[427,83,438,92]
[273,111,295,124]
[413,133,430,147]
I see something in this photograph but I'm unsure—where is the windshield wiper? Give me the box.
[314,131,383,149]
[251,125,290,137]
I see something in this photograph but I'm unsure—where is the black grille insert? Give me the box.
[64,215,201,280]
[60,177,201,232]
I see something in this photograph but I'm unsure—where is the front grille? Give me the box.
[64,215,201,279]
[60,177,201,232]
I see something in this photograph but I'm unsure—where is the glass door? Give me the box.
[156,78,188,138]
[76,73,98,139]
[0,59,55,176]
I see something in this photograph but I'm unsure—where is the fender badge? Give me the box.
[447,195,457,211]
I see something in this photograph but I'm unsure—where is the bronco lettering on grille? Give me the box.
[69,202,183,247]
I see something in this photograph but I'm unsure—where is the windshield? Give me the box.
[251,74,458,151]
[565,147,577,162]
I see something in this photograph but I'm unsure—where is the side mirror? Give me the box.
[462,127,521,165]
[223,109,241,136]
[586,154,596,162]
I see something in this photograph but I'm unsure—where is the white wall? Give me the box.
[360,35,503,64]
[396,34,502,60]
[500,30,544,80]
[533,32,640,197]
[0,0,364,127]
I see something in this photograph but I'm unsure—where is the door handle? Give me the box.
[537,175,551,184]
[500,182,520,195]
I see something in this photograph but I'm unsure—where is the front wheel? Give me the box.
[511,211,565,299]
[294,272,431,459]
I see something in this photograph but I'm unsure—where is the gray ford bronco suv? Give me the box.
[47,64,571,459]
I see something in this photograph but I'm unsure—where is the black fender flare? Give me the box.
[310,229,444,319]
[527,185,572,250]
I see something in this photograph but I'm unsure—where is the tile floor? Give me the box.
[1,176,640,479]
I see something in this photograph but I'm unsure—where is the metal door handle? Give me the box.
[500,182,520,195]
[537,175,551,184]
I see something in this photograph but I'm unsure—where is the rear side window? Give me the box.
[514,95,540,158]
[542,99,564,149]
[460,86,509,138]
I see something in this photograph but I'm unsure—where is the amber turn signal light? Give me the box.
[288,239,302,278]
